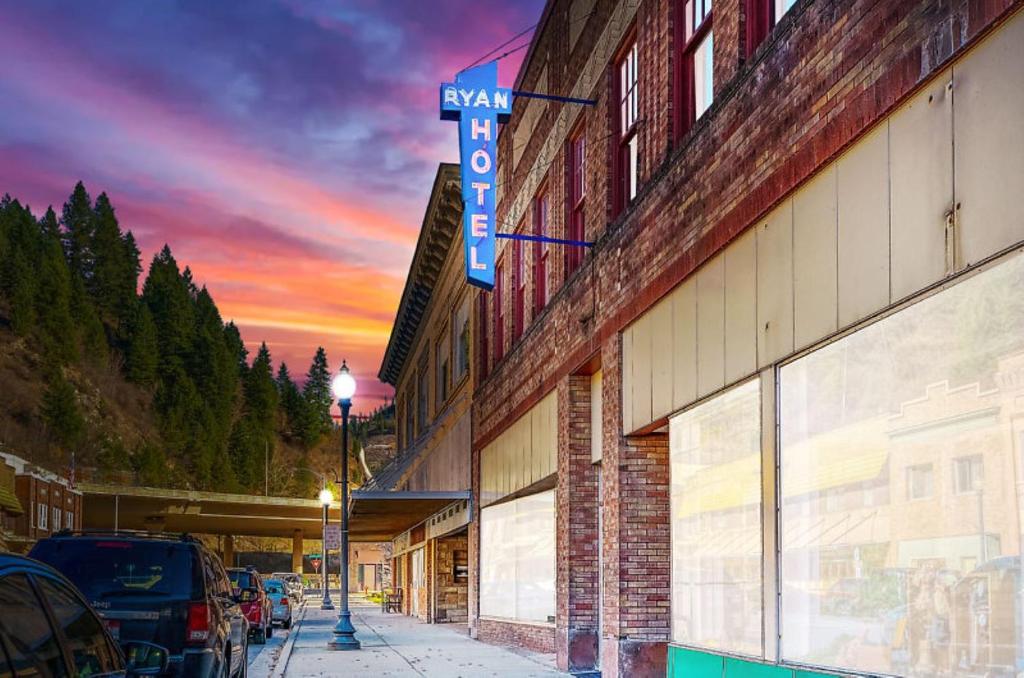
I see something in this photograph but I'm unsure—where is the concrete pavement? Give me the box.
[275,596,570,677]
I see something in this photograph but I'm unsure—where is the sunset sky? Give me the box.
[0,0,542,411]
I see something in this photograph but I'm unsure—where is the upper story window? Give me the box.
[746,0,797,57]
[38,503,48,531]
[533,188,550,314]
[403,389,414,448]
[494,261,505,363]
[436,333,450,406]
[615,39,639,216]
[453,297,470,384]
[416,357,429,435]
[678,0,714,139]
[566,128,586,276]
[512,238,526,341]
[477,293,489,380]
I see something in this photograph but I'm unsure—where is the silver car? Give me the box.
[263,578,293,628]
[271,572,304,603]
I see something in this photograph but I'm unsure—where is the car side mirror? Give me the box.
[123,641,169,676]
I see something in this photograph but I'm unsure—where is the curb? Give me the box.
[269,602,306,678]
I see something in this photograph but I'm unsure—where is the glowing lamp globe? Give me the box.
[331,362,356,402]
[318,488,334,506]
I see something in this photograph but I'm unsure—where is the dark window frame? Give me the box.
[675,0,714,142]
[533,184,550,315]
[565,124,586,277]
[613,33,639,217]
[493,261,505,363]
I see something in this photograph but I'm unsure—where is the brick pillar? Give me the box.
[556,376,600,673]
[469,436,482,637]
[599,337,671,678]
[291,529,303,574]
[223,535,235,568]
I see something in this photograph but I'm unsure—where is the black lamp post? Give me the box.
[327,361,360,650]
[318,487,335,611]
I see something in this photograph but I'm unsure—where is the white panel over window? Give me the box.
[670,378,762,655]
[779,251,1024,676]
[694,32,714,120]
[480,489,556,623]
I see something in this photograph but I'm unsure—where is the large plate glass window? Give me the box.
[779,251,1024,676]
[670,378,762,656]
[480,489,556,623]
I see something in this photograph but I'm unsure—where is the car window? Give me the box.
[30,540,199,601]
[227,571,252,591]
[37,577,120,677]
[0,574,68,677]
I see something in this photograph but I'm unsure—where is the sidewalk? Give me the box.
[277,597,571,677]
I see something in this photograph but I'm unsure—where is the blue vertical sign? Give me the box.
[440,62,512,291]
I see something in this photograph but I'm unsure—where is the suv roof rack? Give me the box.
[50,529,200,543]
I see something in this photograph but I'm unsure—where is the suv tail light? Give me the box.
[281,596,289,606]
[186,602,211,644]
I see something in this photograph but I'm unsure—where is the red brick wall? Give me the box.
[471,0,1023,674]
[477,618,556,655]
[555,376,600,672]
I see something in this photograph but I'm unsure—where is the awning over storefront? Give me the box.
[348,490,470,542]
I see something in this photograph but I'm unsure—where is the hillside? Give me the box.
[0,183,392,497]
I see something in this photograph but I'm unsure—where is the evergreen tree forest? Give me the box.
[0,183,343,495]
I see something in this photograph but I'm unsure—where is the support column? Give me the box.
[556,375,601,674]
[292,529,303,574]
[599,338,670,678]
[223,535,235,568]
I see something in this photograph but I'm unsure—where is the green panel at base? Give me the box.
[667,646,723,678]
[667,646,841,678]
[724,657,792,678]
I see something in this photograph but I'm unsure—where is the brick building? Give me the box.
[0,451,83,552]
[459,1,1024,677]
[368,163,473,625]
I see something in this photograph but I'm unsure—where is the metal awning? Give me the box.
[348,490,471,542]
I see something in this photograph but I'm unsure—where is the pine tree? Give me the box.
[61,181,95,283]
[276,362,304,441]
[35,210,77,363]
[301,347,332,447]
[41,371,85,449]
[141,245,195,374]
[70,275,108,366]
[90,193,139,331]
[125,302,158,385]
[0,200,39,335]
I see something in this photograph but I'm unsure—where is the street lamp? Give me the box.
[318,487,335,611]
[327,361,360,651]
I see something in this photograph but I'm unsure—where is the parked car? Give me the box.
[31,530,248,677]
[262,579,293,629]
[271,572,304,603]
[0,551,170,676]
[227,567,272,644]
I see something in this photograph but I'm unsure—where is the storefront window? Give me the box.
[670,378,762,656]
[480,489,555,623]
[779,252,1024,676]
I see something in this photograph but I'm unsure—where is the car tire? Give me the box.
[253,627,266,645]
[283,617,291,629]
[266,622,273,639]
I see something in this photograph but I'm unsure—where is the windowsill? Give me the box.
[479,616,555,629]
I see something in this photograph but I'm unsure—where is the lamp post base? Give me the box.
[320,598,335,611]
[327,611,361,651]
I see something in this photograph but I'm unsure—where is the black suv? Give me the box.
[30,531,248,677]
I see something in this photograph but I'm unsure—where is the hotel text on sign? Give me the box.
[440,62,512,291]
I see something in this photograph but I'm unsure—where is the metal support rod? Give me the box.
[321,501,334,610]
[512,89,596,106]
[495,232,593,247]
[329,398,360,650]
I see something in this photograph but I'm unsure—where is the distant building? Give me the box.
[369,163,473,625]
[0,451,83,553]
